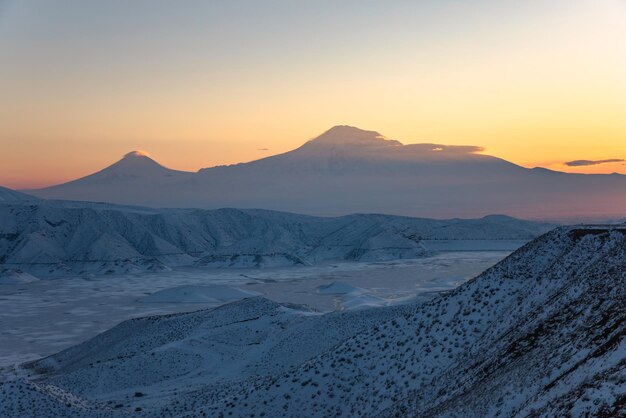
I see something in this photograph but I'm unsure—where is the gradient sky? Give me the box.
[1,0,625,188]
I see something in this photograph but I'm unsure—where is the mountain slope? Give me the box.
[186,226,626,417]
[0,199,551,276]
[1,225,623,417]
[28,151,193,205]
[0,186,38,202]
[27,126,626,220]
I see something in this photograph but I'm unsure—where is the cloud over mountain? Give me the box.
[565,158,624,167]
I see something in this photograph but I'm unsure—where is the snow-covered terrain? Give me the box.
[1,225,624,416]
[0,197,552,276]
[27,126,626,220]
[0,268,38,284]
[0,252,505,367]
[140,285,261,303]
[0,186,37,202]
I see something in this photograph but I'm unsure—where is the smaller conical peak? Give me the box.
[124,150,151,159]
[307,125,402,148]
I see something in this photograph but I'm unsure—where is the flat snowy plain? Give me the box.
[0,250,508,367]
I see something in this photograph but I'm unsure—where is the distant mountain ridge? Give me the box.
[0,198,553,277]
[26,126,626,220]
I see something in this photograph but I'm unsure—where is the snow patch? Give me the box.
[0,269,39,284]
[316,281,361,295]
[141,285,261,303]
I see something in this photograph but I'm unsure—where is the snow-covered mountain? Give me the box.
[27,126,626,220]
[1,225,623,416]
[0,199,551,276]
[0,186,37,202]
[25,151,193,205]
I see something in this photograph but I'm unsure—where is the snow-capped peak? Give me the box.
[123,150,152,159]
[102,150,173,176]
[304,125,402,148]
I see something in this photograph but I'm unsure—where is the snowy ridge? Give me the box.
[196,225,622,418]
[1,299,419,416]
[1,225,624,416]
[0,201,552,276]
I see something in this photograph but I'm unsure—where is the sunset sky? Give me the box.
[1,0,625,188]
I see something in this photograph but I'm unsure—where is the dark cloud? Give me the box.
[258,148,270,151]
[565,159,624,167]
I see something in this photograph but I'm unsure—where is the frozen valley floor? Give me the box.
[0,251,507,367]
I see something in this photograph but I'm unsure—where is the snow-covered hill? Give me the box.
[0,186,37,202]
[27,126,626,220]
[0,200,552,276]
[1,225,623,416]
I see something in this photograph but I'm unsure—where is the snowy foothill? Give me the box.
[0,195,553,278]
[317,281,396,310]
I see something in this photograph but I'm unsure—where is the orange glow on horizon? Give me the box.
[1,0,625,189]
[4,126,626,191]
